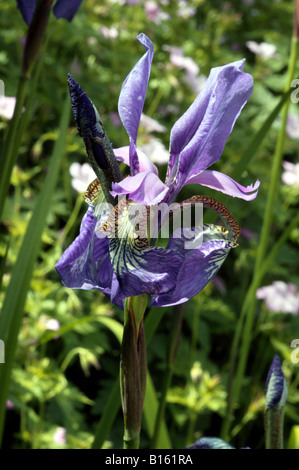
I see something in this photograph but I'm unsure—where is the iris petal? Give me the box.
[100,199,183,301]
[118,34,154,175]
[114,146,159,175]
[53,0,83,21]
[186,170,260,201]
[167,60,253,199]
[17,0,36,25]
[151,225,235,307]
[111,171,169,205]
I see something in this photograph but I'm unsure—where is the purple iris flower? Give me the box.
[55,34,259,309]
[17,0,83,26]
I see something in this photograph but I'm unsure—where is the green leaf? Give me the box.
[0,94,71,444]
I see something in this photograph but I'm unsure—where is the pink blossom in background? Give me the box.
[145,1,170,23]
[6,400,14,410]
[145,1,160,20]
[256,281,299,314]
[286,114,299,140]
[53,427,66,444]
[281,161,299,187]
[163,45,207,94]
[241,227,258,239]
[213,276,227,294]
[109,111,122,127]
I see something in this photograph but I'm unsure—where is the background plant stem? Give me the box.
[221,31,299,441]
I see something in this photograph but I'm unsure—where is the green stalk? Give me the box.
[121,296,148,449]
[222,30,299,440]
[150,303,185,449]
[91,305,169,450]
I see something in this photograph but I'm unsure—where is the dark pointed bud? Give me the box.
[264,355,288,449]
[68,74,122,204]
[186,437,235,449]
[22,0,54,76]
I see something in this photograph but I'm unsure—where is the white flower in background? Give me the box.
[286,114,299,140]
[140,113,167,133]
[0,96,16,120]
[99,25,118,40]
[163,45,207,94]
[281,161,299,187]
[139,137,169,165]
[256,281,299,314]
[246,41,278,60]
[53,427,66,444]
[69,163,96,193]
[184,74,207,95]
[45,319,60,331]
[177,0,196,18]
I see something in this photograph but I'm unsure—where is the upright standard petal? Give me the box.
[118,34,154,174]
[167,60,253,199]
[17,0,37,25]
[53,0,83,21]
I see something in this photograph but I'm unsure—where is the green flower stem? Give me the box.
[221,31,299,440]
[265,407,285,449]
[121,295,148,449]
[0,74,29,219]
[151,303,185,449]
[92,305,168,450]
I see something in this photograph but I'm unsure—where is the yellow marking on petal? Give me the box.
[181,195,240,244]
[83,178,103,205]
